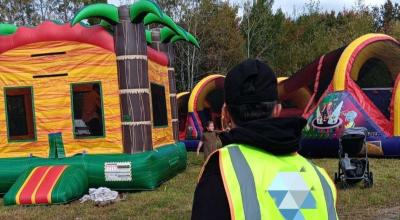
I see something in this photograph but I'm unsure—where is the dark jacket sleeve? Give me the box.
[191,152,231,220]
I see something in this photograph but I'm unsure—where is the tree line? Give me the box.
[165,0,400,91]
[1,0,400,91]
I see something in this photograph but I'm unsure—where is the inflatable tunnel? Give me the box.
[277,77,312,117]
[281,33,400,156]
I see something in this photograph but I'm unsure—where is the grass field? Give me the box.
[0,152,399,220]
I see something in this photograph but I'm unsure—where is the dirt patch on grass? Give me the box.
[373,206,400,220]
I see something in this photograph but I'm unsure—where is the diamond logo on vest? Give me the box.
[267,172,316,220]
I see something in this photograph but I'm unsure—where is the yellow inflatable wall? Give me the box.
[0,41,122,158]
[0,40,174,158]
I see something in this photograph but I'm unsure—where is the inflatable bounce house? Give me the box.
[178,74,311,150]
[180,34,400,157]
[279,34,400,157]
[0,0,199,205]
[178,75,308,150]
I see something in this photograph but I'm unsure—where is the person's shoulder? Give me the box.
[198,150,222,182]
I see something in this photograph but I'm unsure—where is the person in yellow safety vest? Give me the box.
[191,59,338,220]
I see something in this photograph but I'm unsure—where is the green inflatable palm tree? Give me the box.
[71,0,197,153]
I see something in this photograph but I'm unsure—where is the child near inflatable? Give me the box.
[196,121,222,161]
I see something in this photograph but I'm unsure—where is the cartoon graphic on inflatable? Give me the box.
[280,34,400,156]
[0,0,199,205]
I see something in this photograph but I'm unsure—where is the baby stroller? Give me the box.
[334,127,373,188]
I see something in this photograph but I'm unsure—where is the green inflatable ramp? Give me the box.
[4,165,88,206]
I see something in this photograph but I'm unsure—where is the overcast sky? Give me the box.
[271,0,391,16]
[108,0,398,16]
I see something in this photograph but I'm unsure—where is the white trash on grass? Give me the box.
[80,187,119,205]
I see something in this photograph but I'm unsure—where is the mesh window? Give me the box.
[5,87,35,141]
[71,83,104,138]
[151,83,168,127]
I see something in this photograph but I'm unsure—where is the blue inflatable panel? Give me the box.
[182,140,200,151]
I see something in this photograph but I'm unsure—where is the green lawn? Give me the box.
[0,153,399,220]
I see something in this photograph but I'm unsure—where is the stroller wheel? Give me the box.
[363,174,373,188]
[363,180,371,188]
[338,181,348,189]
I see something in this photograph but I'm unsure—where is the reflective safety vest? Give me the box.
[216,144,338,220]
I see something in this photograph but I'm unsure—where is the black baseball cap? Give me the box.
[224,59,278,105]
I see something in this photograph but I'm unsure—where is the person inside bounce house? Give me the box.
[191,59,338,220]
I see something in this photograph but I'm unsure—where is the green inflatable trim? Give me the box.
[4,165,88,206]
[160,26,200,48]
[130,0,163,23]
[185,31,200,48]
[171,35,186,43]
[0,24,17,36]
[48,133,65,159]
[160,27,176,43]
[146,30,153,44]
[0,142,186,194]
[175,25,200,48]
[99,20,112,30]
[144,13,187,40]
[71,3,120,26]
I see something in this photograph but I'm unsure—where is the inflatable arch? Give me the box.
[283,33,400,156]
[332,34,400,91]
[186,74,225,140]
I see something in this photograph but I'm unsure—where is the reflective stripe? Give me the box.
[310,162,337,220]
[228,146,261,220]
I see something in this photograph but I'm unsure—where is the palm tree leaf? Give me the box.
[99,20,112,29]
[171,35,186,43]
[185,31,200,48]
[146,30,153,44]
[175,25,200,48]
[130,0,163,23]
[0,23,17,36]
[98,20,115,34]
[160,27,176,43]
[160,25,200,48]
[176,25,189,40]
[144,13,187,40]
[71,3,119,26]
